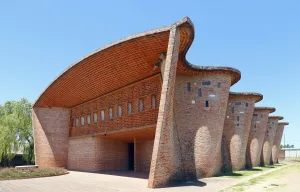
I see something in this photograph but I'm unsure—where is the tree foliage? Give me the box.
[0,98,34,166]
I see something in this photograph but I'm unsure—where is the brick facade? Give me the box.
[175,74,232,179]
[261,116,283,166]
[33,107,70,167]
[222,93,262,172]
[271,122,288,163]
[135,140,154,172]
[246,107,275,168]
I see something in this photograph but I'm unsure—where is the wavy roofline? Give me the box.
[254,107,276,113]
[229,92,263,103]
[269,116,284,120]
[33,16,241,107]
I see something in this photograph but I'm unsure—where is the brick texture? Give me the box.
[175,74,232,179]
[135,140,154,172]
[222,93,262,172]
[33,107,70,167]
[67,136,128,171]
[261,116,283,166]
[148,25,184,188]
[271,122,288,164]
[70,74,161,138]
[246,107,275,168]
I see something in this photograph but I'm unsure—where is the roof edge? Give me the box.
[254,107,276,113]
[229,92,263,103]
[269,116,284,120]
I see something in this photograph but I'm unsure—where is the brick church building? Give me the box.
[33,17,286,188]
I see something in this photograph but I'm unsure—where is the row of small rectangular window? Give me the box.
[253,114,264,118]
[74,95,157,127]
[187,81,221,93]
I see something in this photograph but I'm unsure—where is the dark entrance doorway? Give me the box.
[128,143,134,171]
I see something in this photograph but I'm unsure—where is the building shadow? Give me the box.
[154,180,207,189]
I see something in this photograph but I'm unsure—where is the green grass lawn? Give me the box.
[218,164,283,179]
[0,167,67,180]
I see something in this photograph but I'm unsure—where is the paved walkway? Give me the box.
[0,164,293,192]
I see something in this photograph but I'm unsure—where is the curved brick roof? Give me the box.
[269,116,284,120]
[229,92,263,103]
[278,122,289,126]
[34,17,241,108]
[254,107,276,113]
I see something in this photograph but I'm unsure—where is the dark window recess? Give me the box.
[237,116,240,121]
[232,107,235,114]
[254,124,256,128]
[128,143,134,171]
[246,103,248,107]
[205,100,209,107]
[202,81,211,86]
[187,82,191,92]
[198,88,202,97]
[253,114,258,116]
[237,124,239,126]
[261,115,263,118]
[217,82,221,88]
[235,102,242,105]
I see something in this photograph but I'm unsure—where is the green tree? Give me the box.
[0,98,34,166]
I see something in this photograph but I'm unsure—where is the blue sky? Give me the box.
[0,0,299,147]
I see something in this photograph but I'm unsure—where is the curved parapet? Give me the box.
[272,122,289,163]
[222,92,263,172]
[261,116,284,166]
[246,107,276,168]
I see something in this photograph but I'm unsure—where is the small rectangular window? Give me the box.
[237,116,240,121]
[127,103,132,114]
[217,82,221,88]
[101,110,105,120]
[232,107,234,114]
[75,118,79,127]
[139,99,144,112]
[202,81,211,86]
[93,112,98,122]
[187,82,191,92]
[87,114,91,125]
[246,103,248,107]
[118,105,122,117]
[253,114,258,116]
[109,108,113,119]
[151,95,156,109]
[205,100,209,108]
[254,124,257,128]
[235,102,241,105]
[81,116,85,126]
[261,114,263,118]
[198,88,202,97]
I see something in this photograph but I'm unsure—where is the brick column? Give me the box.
[33,107,70,167]
[222,93,262,172]
[246,107,275,168]
[261,116,283,166]
[271,122,288,164]
[148,24,184,188]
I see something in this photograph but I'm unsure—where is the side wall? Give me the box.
[33,107,70,167]
[246,110,270,168]
[148,25,184,188]
[67,136,128,171]
[175,74,231,178]
[271,125,285,163]
[261,119,278,166]
[222,98,256,172]
[136,140,154,172]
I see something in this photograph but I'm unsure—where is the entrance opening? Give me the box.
[128,142,134,171]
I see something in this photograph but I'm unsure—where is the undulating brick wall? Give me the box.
[67,136,128,171]
[135,140,154,172]
[246,108,273,168]
[278,149,285,161]
[70,75,161,138]
[33,107,70,167]
[272,123,287,163]
[261,117,280,166]
[148,25,184,188]
[222,96,257,172]
[175,74,232,179]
